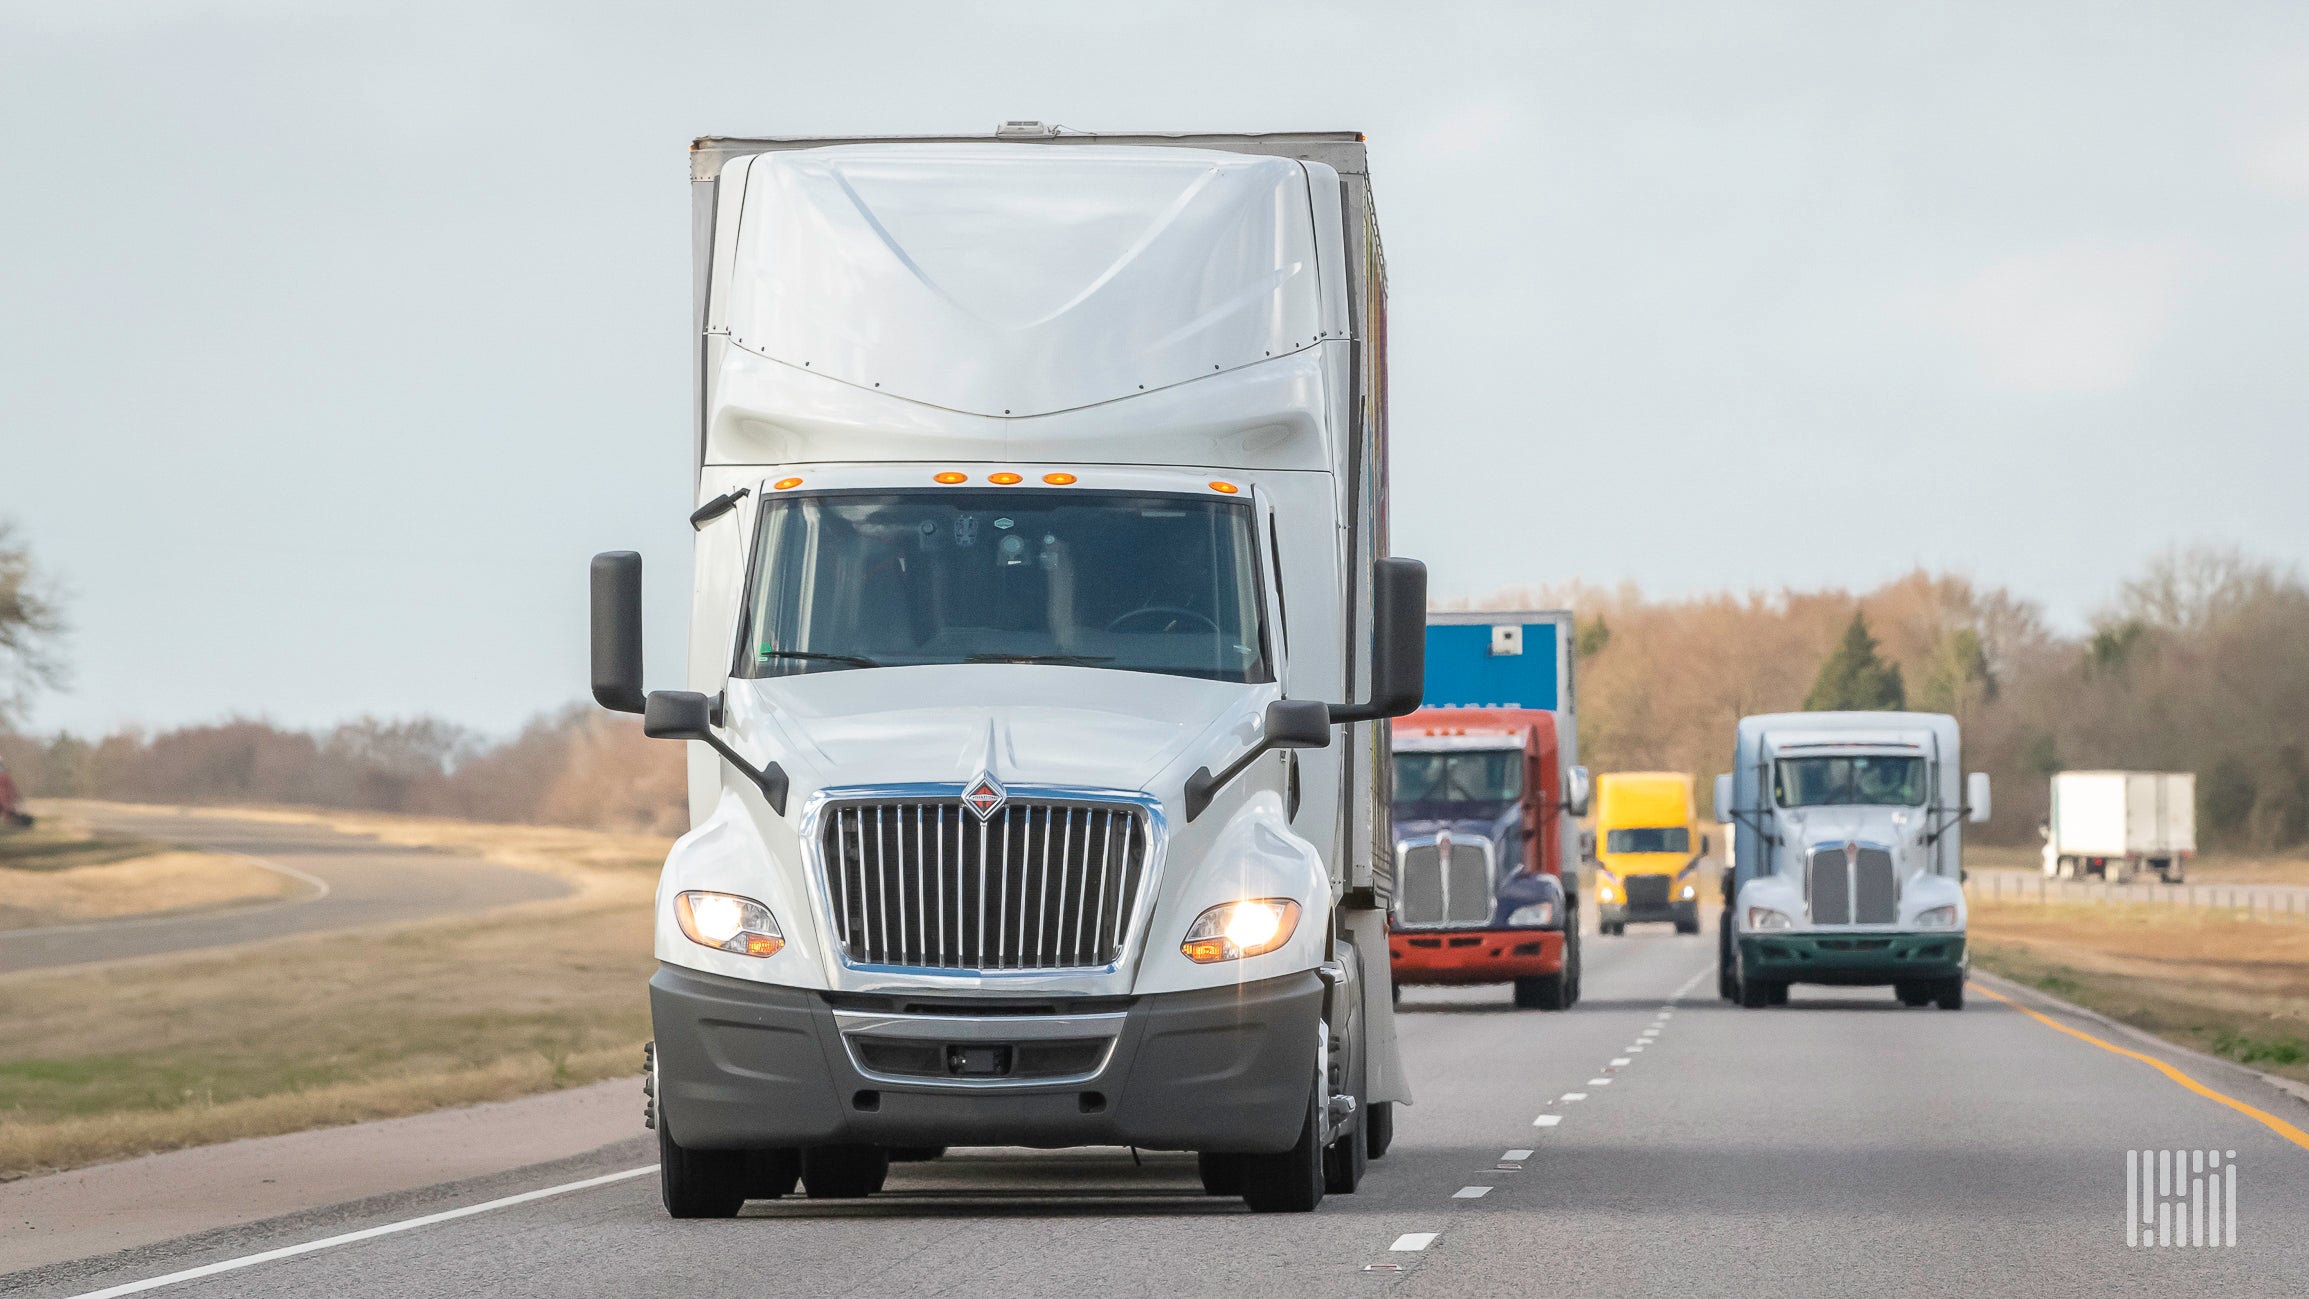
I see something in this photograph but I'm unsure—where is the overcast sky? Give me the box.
[5,1,2308,735]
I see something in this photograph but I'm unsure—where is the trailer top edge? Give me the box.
[690,131,1370,181]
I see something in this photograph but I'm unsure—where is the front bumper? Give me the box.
[649,963,1322,1154]
[1737,931,1967,985]
[1389,928,1562,984]
[1600,898,1699,927]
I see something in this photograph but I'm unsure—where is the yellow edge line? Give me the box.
[1969,980,2309,1153]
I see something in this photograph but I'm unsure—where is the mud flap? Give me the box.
[1342,906,1410,1105]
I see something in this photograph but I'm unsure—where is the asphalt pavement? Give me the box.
[0,804,568,974]
[8,922,2307,1298]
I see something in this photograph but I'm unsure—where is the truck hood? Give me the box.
[1778,804,1925,854]
[731,664,1255,795]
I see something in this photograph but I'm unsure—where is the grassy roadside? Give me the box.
[0,806,674,1181]
[1968,898,2309,1085]
[0,813,302,929]
[1966,843,2309,886]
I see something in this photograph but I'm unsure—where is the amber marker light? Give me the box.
[988,472,1024,485]
[1042,472,1077,485]
[1209,481,1240,494]
[934,471,968,484]
[773,476,803,490]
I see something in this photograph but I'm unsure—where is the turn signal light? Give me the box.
[1042,472,1077,485]
[773,477,803,490]
[989,472,1024,485]
[934,472,968,484]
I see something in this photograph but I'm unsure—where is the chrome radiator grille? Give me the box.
[1808,845,1899,925]
[1394,841,1495,928]
[818,800,1149,970]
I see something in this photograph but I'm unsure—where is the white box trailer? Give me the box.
[2042,771,2196,884]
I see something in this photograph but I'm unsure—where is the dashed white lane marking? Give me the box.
[1391,1233,1440,1251]
[1504,1149,1534,1160]
[1532,1114,1563,1127]
[1561,1092,1587,1101]
[62,1165,658,1299]
[1611,1057,1631,1066]
[1587,1078,1613,1086]
[1672,965,1712,998]
[1454,1186,1494,1199]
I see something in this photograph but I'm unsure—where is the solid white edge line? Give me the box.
[64,1165,659,1299]
[1390,1232,1439,1251]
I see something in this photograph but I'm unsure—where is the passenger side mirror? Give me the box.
[1713,774,1734,824]
[591,550,789,815]
[591,551,646,714]
[1701,833,1712,858]
[1966,772,1992,824]
[1565,765,1592,818]
[643,689,714,740]
[1330,558,1427,724]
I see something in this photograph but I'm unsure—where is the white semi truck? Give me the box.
[590,128,1424,1217]
[2041,771,2195,883]
[1714,712,1989,1010]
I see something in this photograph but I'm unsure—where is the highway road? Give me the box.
[0,805,568,974]
[8,925,2307,1298]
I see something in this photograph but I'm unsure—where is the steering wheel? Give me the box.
[1104,605,1219,634]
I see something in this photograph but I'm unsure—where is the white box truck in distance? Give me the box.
[589,128,1424,1217]
[2041,771,2195,883]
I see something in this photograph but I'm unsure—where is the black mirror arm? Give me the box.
[1185,742,1276,823]
[689,487,751,531]
[703,733,789,817]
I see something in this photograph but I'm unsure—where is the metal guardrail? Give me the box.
[1965,868,2309,921]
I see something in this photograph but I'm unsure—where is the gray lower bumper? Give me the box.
[1602,899,1699,926]
[649,963,1323,1154]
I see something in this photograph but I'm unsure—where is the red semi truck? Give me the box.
[1388,613,1590,1009]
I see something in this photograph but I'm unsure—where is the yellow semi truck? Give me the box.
[1592,772,1706,936]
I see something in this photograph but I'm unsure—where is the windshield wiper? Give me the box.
[964,653,1115,666]
[758,650,884,669]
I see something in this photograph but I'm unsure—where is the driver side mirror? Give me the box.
[1183,699,1332,821]
[1966,772,1992,824]
[1330,558,1427,724]
[1713,773,1734,824]
[1565,765,1592,818]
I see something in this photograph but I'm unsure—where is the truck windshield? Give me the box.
[1605,827,1691,854]
[733,490,1270,684]
[1774,756,1927,807]
[1394,751,1522,804]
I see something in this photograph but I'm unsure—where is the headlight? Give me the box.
[674,890,784,957]
[1679,885,1696,900]
[1508,901,1556,927]
[1181,898,1302,963]
[1745,906,1795,931]
[1597,883,1617,902]
[1915,904,1960,930]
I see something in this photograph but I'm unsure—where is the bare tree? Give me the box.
[0,523,66,726]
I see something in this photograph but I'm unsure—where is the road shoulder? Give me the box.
[0,1075,643,1275]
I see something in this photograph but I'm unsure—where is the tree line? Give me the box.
[1452,546,2309,850]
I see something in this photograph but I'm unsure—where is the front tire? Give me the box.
[658,1118,748,1219]
[1240,1081,1326,1213]
[1323,1104,1366,1194]
[1514,972,1568,1010]
[1196,1151,1245,1196]
[1739,976,1779,1009]
[1936,979,1965,1011]
[1895,981,1933,1007]
[1365,1101,1395,1160]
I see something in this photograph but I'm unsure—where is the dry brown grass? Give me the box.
[0,807,673,1180]
[1969,898,2309,1083]
[0,810,309,929]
